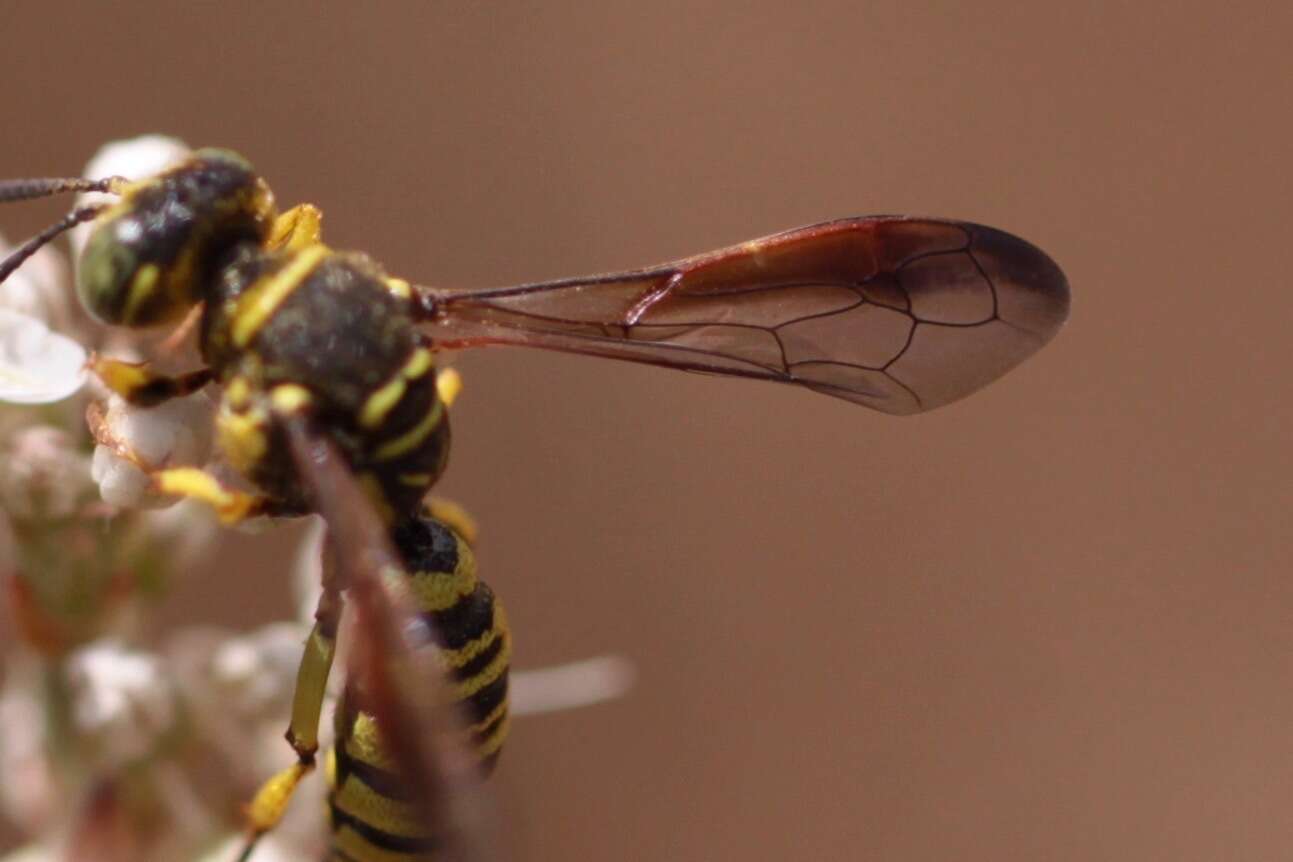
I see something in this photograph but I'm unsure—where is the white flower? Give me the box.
[165,621,331,859]
[63,641,177,770]
[0,308,86,404]
[166,622,316,753]
[89,444,151,508]
[0,677,56,830]
[0,425,94,520]
[0,844,56,862]
[208,623,310,717]
[89,391,214,508]
[0,230,71,328]
[140,497,220,573]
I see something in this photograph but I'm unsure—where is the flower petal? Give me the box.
[0,230,71,327]
[0,308,86,403]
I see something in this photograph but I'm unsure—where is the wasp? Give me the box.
[0,148,1069,861]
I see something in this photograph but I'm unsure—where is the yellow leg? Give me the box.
[425,497,479,547]
[151,467,277,525]
[435,366,463,407]
[238,586,341,862]
[88,354,212,407]
[267,204,324,251]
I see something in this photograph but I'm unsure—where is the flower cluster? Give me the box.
[0,137,633,862]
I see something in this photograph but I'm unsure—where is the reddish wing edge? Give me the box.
[419,217,1069,414]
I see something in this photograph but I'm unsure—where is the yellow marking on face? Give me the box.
[120,263,160,325]
[232,245,327,347]
[270,383,313,414]
[385,277,411,299]
[373,399,443,461]
[359,347,434,429]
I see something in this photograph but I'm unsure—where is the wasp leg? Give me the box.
[151,467,282,524]
[88,354,213,407]
[267,204,324,251]
[435,365,463,407]
[238,584,342,862]
[424,497,479,547]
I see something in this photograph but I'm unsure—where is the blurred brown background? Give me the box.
[1,2,1291,860]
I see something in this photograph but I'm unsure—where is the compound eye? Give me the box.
[77,218,195,326]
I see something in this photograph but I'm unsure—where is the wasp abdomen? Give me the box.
[327,515,510,862]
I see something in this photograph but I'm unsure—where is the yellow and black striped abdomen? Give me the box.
[326,515,510,862]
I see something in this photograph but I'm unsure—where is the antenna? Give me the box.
[0,176,123,204]
[0,175,125,286]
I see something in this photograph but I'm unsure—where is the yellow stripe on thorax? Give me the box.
[232,244,328,347]
[373,400,444,462]
[359,347,434,429]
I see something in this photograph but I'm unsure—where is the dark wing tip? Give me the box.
[967,222,1071,342]
[841,219,1071,416]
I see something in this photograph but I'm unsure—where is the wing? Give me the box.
[418,217,1069,414]
[283,417,506,862]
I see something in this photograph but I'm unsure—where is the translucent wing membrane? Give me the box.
[420,217,1069,414]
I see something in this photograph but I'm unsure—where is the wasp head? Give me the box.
[77,149,277,327]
